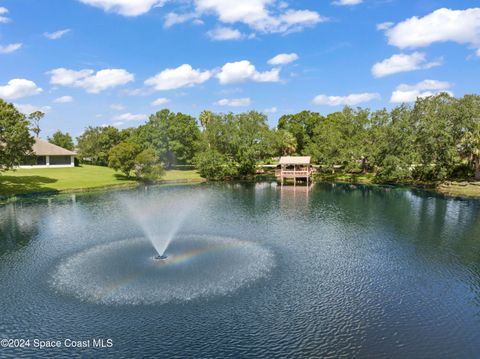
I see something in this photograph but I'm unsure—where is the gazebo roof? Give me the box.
[279,156,311,165]
[32,138,76,156]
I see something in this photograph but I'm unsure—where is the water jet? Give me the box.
[121,191,205,258]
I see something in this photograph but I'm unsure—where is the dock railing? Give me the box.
[275,169,313,178]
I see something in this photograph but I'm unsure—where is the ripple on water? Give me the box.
[50,234,274,305]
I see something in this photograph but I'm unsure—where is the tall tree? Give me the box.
[199,110,215,132]
[28,111,45,138]
[0,101,35,172]
[372,105,416,182]
[133,109,200,168]
[76,126,123,166]
[411,93,459,181]
[303,107,371,172]
[195,111,273,179]
[456,95,480,180]
[271,129,297,156]
[278,111,324,154]
[48,130,74,150]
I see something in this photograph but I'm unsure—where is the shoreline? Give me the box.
[0,177,206,204]
[2,175,480,203]
[313,173,480,200]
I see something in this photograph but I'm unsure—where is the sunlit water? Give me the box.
[1,182,480,358]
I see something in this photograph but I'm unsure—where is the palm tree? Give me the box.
[278,129,297,156]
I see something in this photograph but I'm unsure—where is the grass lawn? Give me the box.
[162,170,204,181]
[0,165,203,197]
[436,182,480,198]
[314,172,375,185]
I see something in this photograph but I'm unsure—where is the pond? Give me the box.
[1,182,480,358]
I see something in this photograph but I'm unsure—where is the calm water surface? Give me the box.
[1,182,480,358]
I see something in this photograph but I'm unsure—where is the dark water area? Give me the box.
[1,182,480,358]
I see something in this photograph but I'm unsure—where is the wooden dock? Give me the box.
[276,156,314,186]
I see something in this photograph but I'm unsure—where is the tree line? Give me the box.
[1,93,480,182]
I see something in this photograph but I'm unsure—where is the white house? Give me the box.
[20,138,76,168]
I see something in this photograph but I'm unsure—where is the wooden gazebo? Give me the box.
[276,156,313,185]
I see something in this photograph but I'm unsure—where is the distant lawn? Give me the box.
[162,170,204,181]
[314,172,375,185]
[0,165,203,197]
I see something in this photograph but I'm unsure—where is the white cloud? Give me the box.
[376,22,393,31]
[0,79,43,100]
[54,95,74,103]
[268,53,298,66]
[110,103,125,110]
[332,0,362,6]
[216,97,251,107]
[44,29,71,40]
[0,7,10,23]
[217,60,280,84]
[390,79,452,103]
[113,112,147,121]
[48,68,134,93]
[78,0,166,16]
[264,106,278,113]
[278,9,324,32]
[194,0,325,34]
[82,0,325,34]
[48,68,93,86]
[151,97,170,106]
[207,27,243,41]
[164,12,198,28]
[313,92,381,106]
[145,64,212,91]
[0,43,22,54]
[385,8,480,56]
[80,69,135,93]
[372,52,442,78]
[14,103,51,115]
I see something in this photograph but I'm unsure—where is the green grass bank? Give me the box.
[0,165,204,197]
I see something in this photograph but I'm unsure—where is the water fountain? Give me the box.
[50,188,275,305]
[122,191,204,259]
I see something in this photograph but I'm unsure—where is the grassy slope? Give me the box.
[0,165,203,196]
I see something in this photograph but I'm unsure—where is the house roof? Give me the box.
[32,138,76,156]
[279,156,311,165]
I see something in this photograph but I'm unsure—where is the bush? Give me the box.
[194,150,237,181]
[134,148,164,182]
[108,142,141,178]
[448,163,474,180]
[375,155,412,183]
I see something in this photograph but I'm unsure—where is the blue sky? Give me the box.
[0,0,479,137]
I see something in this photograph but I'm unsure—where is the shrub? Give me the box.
[134,148,164,182]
